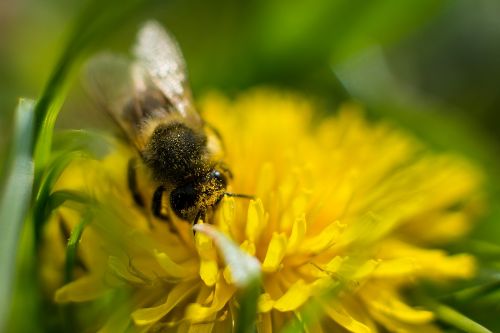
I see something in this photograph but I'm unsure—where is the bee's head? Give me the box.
[170,169,228,221]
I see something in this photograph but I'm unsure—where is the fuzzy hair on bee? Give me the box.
[84,21,246,224]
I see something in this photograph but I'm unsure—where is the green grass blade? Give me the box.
[33,151,87,243]
[65,210,92,283]
[48,190,89,213]
[0,99,35,331]
[236,278,260,333]
[422,297,492,333]
[52,129,112,158]
[32,0,148,186]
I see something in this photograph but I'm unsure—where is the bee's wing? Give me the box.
[133,20,202,128]
[84,53,143,144]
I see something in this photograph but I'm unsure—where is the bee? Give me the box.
[85,21,249,224]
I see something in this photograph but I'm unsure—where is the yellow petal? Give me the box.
[222,266,233,284]
[257,293,274,313]
[280,192,309,231]
[246,199,267,243]
[286,214,306,254]
[195,227,216,260]
[362,284,434,324]
[403,211,471,243]
[195,227,219,286]
[274,279,311,312]
[154,250,194,279]
[262,232,287,272]
[256,162,275,199]
[378,240,476,279]
[199,259,218,287]
[368,310,441,333]
[353,260,380,281]
[108,256,145,284]
[132,282,198,325]
[218,196,235,235]
[55,275,107,303]
[324,256,347,274]
[322,303,372,333]
[185,277,236,322]
[300,220,344,254]
[291,192,309,218]
[257,312,273,333]
[240,239,256,256]
[372,258,417,278]
[329,174,355,218]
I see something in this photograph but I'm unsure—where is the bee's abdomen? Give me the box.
[142,122,208,184]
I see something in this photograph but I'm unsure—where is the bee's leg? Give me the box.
[127,158,145,208]
[152,186,181,237]
[193,210,203,225]
[152,185,169,221]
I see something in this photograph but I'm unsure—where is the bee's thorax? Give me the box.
[142,122,208,185]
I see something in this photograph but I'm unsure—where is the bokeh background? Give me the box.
[1,0,499,330]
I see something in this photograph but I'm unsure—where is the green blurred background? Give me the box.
[1,0,500,155]
[1,0,499,330]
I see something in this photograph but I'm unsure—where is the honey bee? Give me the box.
[85,21,249,224]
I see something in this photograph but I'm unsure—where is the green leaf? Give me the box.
[0,99,35,331]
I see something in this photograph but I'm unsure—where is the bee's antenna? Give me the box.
[224,192,255,200]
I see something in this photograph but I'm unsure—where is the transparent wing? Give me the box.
[84,53,139,143]
[133,20,202,127]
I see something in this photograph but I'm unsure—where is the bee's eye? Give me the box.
[211,169,227,188]
[170,183,198,220]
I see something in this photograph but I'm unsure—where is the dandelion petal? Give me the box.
[132,282,197,325]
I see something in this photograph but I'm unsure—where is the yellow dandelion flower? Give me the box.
[40,89,483,332]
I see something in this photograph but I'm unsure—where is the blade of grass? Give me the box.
[32,0,148,187]
[52,129,112,158]
[0,99,35,331]
[236,278,260,333]
[33,151,88,243]
[34,129,111,242]
[65,210,93,283]
[48,190,89,213]
[449,279,500,304]
[420,296,492,333]
[31,0,150,245]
